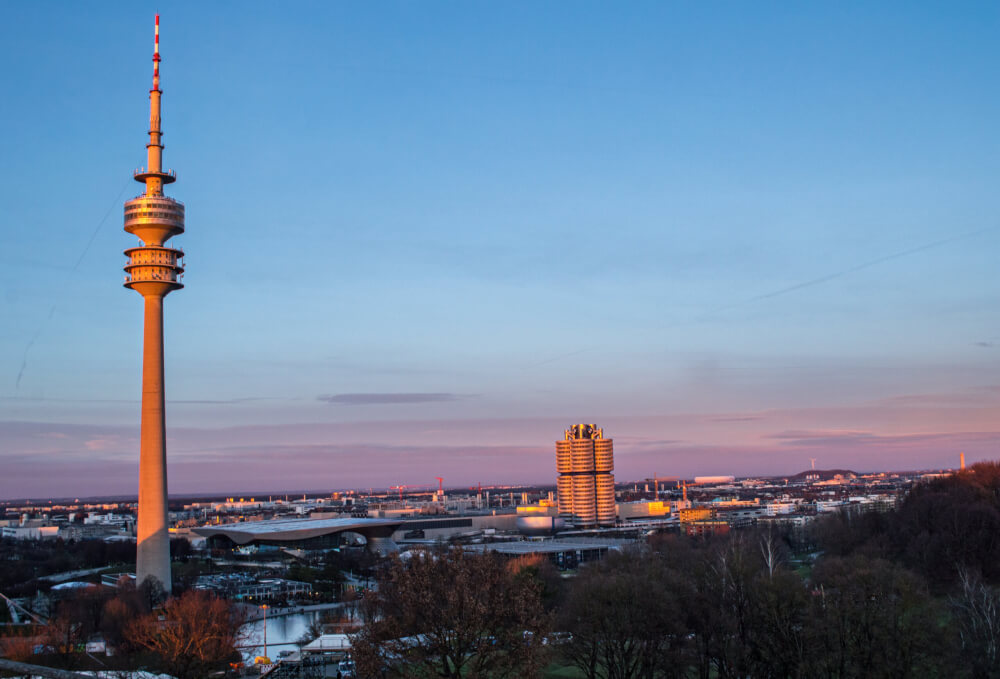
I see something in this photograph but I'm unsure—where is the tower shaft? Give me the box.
[136,295,171,590]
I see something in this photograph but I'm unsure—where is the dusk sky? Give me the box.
[3,2,1000,499]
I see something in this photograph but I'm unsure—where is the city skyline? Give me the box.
[3,3,1000,498]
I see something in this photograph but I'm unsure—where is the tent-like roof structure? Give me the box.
[193,517,403,546]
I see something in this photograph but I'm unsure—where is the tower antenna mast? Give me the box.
[153,14,160,90]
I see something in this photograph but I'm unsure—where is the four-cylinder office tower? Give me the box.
[123,15,184,593]
[556,424,616,526]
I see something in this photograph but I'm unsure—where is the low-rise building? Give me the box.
[1,525,59,540]
[764,502,797,516]
[617,501,671,520]
[194,574,312,602]
[685,520,730,537]
[678,507,714,523]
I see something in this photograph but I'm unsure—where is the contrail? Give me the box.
[702,226,996,317]
[528,347,598,368]
[529,225,995,367]
[14,304,56,390]
[72,181,129,272]
[14,181,130,391]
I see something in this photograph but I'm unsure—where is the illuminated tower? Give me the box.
[556,424,616,527]
[123,15,184,593]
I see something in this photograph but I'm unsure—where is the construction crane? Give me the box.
[435,477,444,494]
[645,474,679,496]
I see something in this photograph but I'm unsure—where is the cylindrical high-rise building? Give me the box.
[556,424,616,526]
[124,15,184,593]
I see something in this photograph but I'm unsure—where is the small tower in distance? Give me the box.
[123,15,185,594]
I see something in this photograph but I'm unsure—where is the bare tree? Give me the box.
[560,551,689,679]
[125,589,247,679]
[351,548,550,679]
[759,528,785,579]
[507,553,565,611]
[952,567,1000,678]
[40,612,87,670]
[809,556,945,678]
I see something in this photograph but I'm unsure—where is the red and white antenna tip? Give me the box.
[152,15,161,89]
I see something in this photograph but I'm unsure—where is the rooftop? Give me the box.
[462,538,630,555]
[193,516,403,544]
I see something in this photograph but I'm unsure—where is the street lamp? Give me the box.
[261,604,268,659]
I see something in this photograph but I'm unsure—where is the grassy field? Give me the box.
[542,662,587,679]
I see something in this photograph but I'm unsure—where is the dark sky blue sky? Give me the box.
[2,2,999,498]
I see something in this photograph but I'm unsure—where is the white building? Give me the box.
[2,525,59,540]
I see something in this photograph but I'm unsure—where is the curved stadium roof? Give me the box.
[192,517,404,545]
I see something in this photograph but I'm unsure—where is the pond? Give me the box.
[241,609,322,661]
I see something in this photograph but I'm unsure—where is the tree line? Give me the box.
[1,579,245,679]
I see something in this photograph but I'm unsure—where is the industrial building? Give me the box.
[462,538,626,569]
[392,513,520,540]
[556,424,616,526]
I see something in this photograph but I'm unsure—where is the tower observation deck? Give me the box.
[124,15,183,593]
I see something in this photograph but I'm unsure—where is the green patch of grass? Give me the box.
[543,661,587,679]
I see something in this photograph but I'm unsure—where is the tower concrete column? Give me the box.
[136,294,171,591]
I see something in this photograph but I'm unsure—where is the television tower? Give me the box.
[123,15,185,593]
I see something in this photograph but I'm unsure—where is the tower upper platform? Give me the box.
[124,14,184,297]
[134,167,176,185]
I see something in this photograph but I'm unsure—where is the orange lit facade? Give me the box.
[678,507,714,523]
[556,424,616,527]
[123,15,184,593]
[618,500,671,520]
